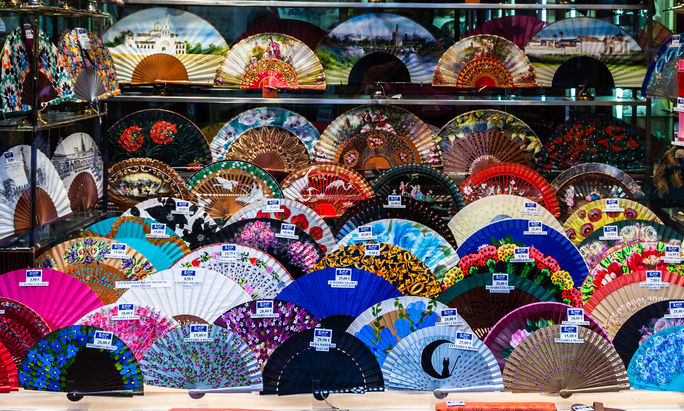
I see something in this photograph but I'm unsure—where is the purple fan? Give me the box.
[467,16,547,49]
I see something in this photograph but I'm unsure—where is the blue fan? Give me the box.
[276,267,402,329]
[628,325,684,392]
[457,219,588,287]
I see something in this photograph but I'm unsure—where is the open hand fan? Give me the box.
[316,13,442,85]
[211,218,323,279]
[19,325,144,395]
[214,300,319,369]
[122,197,218,250]
[0,341,18,392]
[484,302,610,371]
[460,163,560,217]
[216,33,325,89]
[276,268,402,329]
[262,328,383,395]
[36,237,156,305]
[233,19,326,51]
[72,69,106,103]
[448,195,562,247]
[52,132,104,211]
[108,158,192,211]
[628,325,684,392]
[141,324,261,390]
[108,109,211,168]
[316,105,441,169]
[642,36,682,99]
[312,244,441,299]
[281,163,373,219]
[171,243,293,300]
[226,198,335,254]
[502,325,629,396]
[0,268,103,330]
[433,35,536,88]
[76,304,179,361]
[0,298,50,367]
[337,219,458,282]
[186,160,282,222]
[103,8,228,84]
[524,17,645,88]
[467,15,547,50]
[382,325,503,392]
[563,198,661,244]
[117,268,251,325]
[653,146,684,199]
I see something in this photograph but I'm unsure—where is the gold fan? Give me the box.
[334,129,422,171]
[222,126,311,173]
[131,54,189,84]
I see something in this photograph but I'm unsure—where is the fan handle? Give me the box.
[187,384,263,399]
[559,383,630,398]
[433,383,504,399]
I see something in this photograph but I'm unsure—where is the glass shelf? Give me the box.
[0,109,108,132]
[0,5,109,17]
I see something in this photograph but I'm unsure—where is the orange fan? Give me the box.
[0,342,18,393]
[131,54,189,84]
[460,163,560,217]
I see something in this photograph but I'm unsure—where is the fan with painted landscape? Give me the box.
[233,19,326,51]
[51,132,103,211]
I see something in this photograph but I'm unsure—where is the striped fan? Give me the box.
[186,160,282,222]
[103,8,228,84]
[448,195,562,247]
[460,163,560,217]
[276,267,402,329]
[281,163,373,219]
[73,69,106,103]
[467,15,547,49]
[233,19,326,50]
[552,163,646,223]
[382,326,503,392]
[171,243,293,300]
[316,105,441,169]
[642,36,683,99]
[0,341,18,392]
[52,132,103,211]
[433,35,536,88]
[214,300,319,369]
[0,268,103,330]
[262,328,383,395]
[117,268,251,325]
[312,243,442,299]
[484,302,610,371]
[628,325,684,392]
[503,325,629,396]
[563,198,661,245]
[0,298,50,367]
[35,237,156,305]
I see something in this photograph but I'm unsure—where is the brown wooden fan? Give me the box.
[443,130,530,175]
[333,130,421,171]
[223,126,311,173]
[14,188,58,234]
[68,172,99,211]
[173,314,209,326]
[131,53,189,84]
[21,70,57,109]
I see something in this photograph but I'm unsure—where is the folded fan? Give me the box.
[628,325,684,392]
[0,298,50,367]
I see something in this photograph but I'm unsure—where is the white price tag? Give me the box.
[2,151,18,168]
[219,244,239,262]
[356,226,376,241]
[563,308,589,326]
[510,247,533,263]
[112,303,140,321]
[364,243,380,256]
[263,199,283,213]
[437,308,465,326]
[446,401,465,407]
[663,245,682,264]
[383,195,405,209]
[185,324,213,342]
[641,270,669,290]
[671,34,681,48]
[676,97,684,113]
[310,328,336,352]
[146,223,169,239]
[115,280,171,289]
[275,223,297,239]
[177,269,202,286]
[252,300,279,318]
[604,199,623,212]
[76,28,90,50]
[173,200,192,215]
[86,330,117,350]
[449,331,477,351]
[486,273,515,293]
[23,24,33,40]
[327,268,358,289]
[19,269,48,287]
[106,243,128,259]
[523,220,546,236]
[599,225,620,240]
[555,325,584,344]
[520,201,541,216]
[665,301,684,319]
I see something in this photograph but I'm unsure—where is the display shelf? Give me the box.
[0,110,108,132]
[0,5,109,17]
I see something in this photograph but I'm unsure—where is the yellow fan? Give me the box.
[222,127,312,173]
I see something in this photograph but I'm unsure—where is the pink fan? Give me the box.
[467,16,547,50]
[0,268,103,330]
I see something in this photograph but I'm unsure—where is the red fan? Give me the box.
[460,163,560,217]
[0,297,50,368]
[0,341,18,393]
[232,19,326,51]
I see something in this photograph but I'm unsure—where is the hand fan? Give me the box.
[171,243,293,300]
[276,267,402,329]
[484,301,610,371]
[316,13,442,84]
[0,341,18,392]
[456,219,589,287]
[316,105,441,169]
[0,145,72,241]
[72,68,106,103]
[551,163,645,223]
[381,325,503,392]
[628,325,684,392]
[0,297,50,367]
[371,163,464,222]
[233,19,326,51]
[108,109,211,168]
[214,299,319,369]
[335,196,456,249]
[433,35,536,88]
[262,328,383,395]
[35,237,156,305]
[502,325,629,397]
[467,15,547,50]
[122,197,218,250]
[642,36,682,99]
[448,195,562,247]
[51,132,103,211]
[0,268,103,330]
[613,300,683,369]
[563,198,661,245]
[141,324,261,391]
[281,163,373,219]
[226,198,335,254]
[635,19,673,51]
[186,160,282,222]
[312,244,442,299]
[536,115,646,173]
[103,7,229,84]
[524,17,645,88]
[76,303,179,361]
[108,158,192,211]
[82,31,119,98]
[653,146,684,200]
[210,218,324,279]
[460,163,560,218]
[19,325,144,396]
[337,219,458,282]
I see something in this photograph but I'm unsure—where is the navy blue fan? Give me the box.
[457,219,588,287]
[262,328,384,395]
[276,267,402,329]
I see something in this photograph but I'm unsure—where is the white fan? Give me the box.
[347,297,458,335]
[52,132,104,210]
